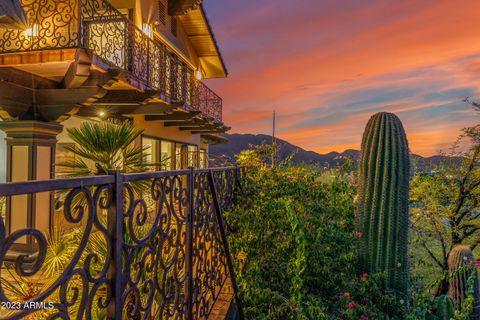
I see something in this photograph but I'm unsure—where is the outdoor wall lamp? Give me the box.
[24,23,38,38]
[142,23,153,39]
[195,69,203,81]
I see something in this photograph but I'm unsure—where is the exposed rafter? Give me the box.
[179,124,221,131]
[164,119,210,127]
[145,111,201,121]
[191,128,229,134]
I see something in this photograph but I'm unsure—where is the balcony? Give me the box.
[0,0,223,123]
[0,167,244,319]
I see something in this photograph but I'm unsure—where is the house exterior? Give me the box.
[0,0,229,240]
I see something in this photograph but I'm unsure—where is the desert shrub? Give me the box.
[226,161,358,319]
[228,157,478,319]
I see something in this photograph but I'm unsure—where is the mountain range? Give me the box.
[209,133,451,168]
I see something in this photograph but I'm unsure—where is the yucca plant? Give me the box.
[56,119,152,221]
[42,228,78,278]
[0,268,55,319]
[57,119,148,176]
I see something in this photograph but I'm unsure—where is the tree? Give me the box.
[410,124,480,295]
[56,119,151,208]
[236,142,293,168]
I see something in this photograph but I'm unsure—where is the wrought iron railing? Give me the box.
[0,0,223,122]
[0,167,244,319]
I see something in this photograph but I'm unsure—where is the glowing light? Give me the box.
[98,111,107,118]
[142,23,153,38]
[195,70,203,81]
[25,24,39,38]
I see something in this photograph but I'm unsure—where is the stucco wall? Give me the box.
[133,115,201,146]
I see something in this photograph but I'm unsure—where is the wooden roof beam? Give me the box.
[179,124,221,131]
[78,103,176,117]
[145,111,201,121]
[164,119,210,127]
[191,128,229,134]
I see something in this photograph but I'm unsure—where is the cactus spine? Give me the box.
[356,112,410,293]
[433,295,455,320]
[448,245,480,317]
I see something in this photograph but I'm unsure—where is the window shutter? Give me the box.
[171,17,177,37]
[158,0,166,25]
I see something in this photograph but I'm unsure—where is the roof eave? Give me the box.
[199,4,228,77]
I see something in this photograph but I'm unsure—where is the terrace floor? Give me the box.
[210,278,236,320]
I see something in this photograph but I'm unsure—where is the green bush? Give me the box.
[227,162,358,318]
[228,143,480,319]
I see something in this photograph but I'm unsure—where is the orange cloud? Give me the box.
[205,0,480,156]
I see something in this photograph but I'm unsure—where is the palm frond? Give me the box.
[57,158,94,177]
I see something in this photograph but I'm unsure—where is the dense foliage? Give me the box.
[226,161,356,319]
[229,145,479,319]
[410,124,480,295]
[227,152,428,319]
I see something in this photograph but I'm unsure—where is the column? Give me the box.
[0,121,63,251]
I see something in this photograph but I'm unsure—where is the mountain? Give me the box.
[210,133,356,166]
[209,133,453,168]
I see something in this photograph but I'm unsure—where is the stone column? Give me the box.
[0,121,63,250]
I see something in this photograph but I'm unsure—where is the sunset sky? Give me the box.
[204,0,480,156]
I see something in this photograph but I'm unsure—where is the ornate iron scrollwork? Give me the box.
[0,168,240,319]
[122,174,190,319]
[0,0,223,122]
[0,183,114,319]
[0,0,79,52]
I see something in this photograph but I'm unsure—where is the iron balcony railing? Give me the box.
[0,167,245,319]
[0,0,223,122]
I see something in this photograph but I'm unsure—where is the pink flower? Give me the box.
[476,259,480,267]
[340,223,347,229]
[360,315,369,320]
[356,231,363,238]
[264,186,268,191]
[348,301,357,309]
[343,292,350,299]
[360,273,368,282]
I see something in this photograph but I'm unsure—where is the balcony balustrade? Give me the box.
[0,0,223,122]
[0,167,244,319]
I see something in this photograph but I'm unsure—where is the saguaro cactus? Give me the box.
[433,295,455,320]
[448,245,480,317]
[356,112,410,293]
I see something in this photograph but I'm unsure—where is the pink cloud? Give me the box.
[204,0,480,156]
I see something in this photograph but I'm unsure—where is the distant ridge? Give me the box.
[210,133,452,168]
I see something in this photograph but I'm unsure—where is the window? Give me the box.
[175,144,184,170]
[187,145,198,168]
[199,149,207,169]
[143,137,160,168]
[56,142,97,176]
[143,136,200,170]
[161,140,175,170]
